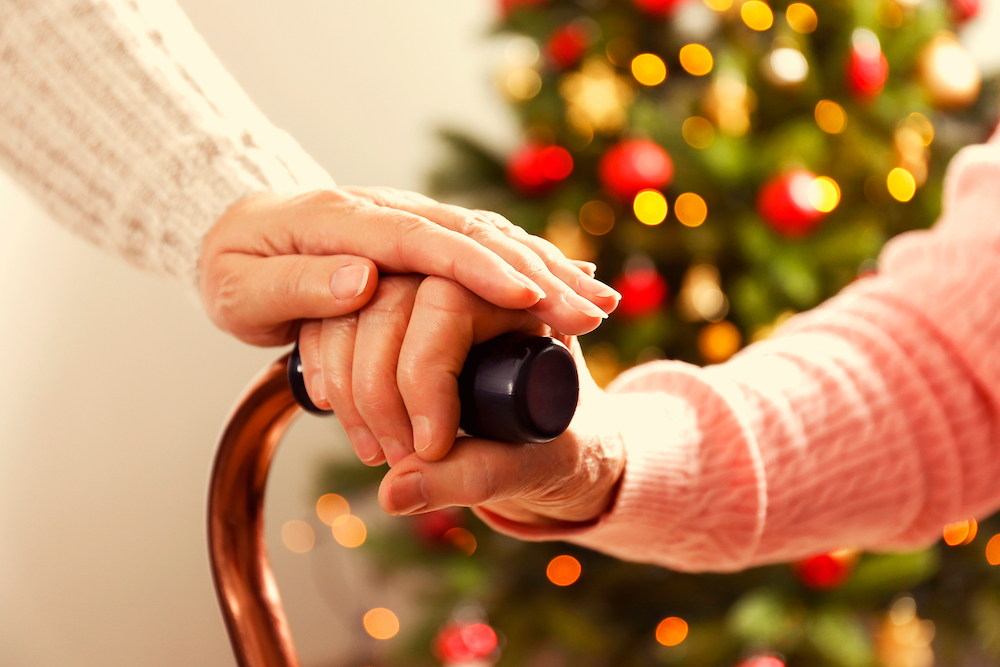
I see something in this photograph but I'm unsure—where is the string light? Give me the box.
[680,44,714,76]
[943,519,978,546]
[786,3,817,33]
[332,514,367,548]
[703,0,732,10]
[675,192,708,227]
[987,534,1000,566]
[699,321,742,362]
[767,47,808,85]
[579,200,616,235]
[634,190,668,225]
[741,1,774,31]
[656,617,689,646]
[682,116,715,148]
[560,58,635,133]
[363,608,400,640]
[505,68,542,101]
[815,100,847,134]
[808,176,840,212]
[632,53,667,85]
[547,555,582,586]
[887,168,917,202]
[316,493,349,525]
[281,520,315,554]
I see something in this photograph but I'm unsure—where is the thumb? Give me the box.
[202,253,378,346]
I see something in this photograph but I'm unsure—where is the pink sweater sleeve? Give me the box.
[475,134,1000,572]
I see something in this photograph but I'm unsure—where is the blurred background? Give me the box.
[2,1,1000,666]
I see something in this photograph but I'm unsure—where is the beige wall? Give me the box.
[2,1,999,665]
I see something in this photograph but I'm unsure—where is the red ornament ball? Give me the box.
[794,552,854,590]
[612,265,668,318]
[546,24,590,71]
[499,0,547,16]
[631,0,689,17]
[411,508,464,545]
[846,45,888,98]
[598,139,674,200]
[435,622,499,665]
[756,170,826,237]
[507,143,574,196]
[951,0,981,22]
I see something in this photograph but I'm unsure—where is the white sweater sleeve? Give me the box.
[0,0,335,285]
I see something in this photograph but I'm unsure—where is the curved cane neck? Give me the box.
[208,355,302,667]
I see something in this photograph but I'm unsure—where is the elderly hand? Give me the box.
[297,275,625,528]
[199,187,618,347]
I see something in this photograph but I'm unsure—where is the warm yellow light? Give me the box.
[808,177,840,213]
[987,534,1000,566]
[316,493,350,526]
[887,168,917,202]
[943,519,978,546]
[634,190,668,225]
[814,100,847,134]
[877,0,903,29]
[546,555,582,586]
[332,514,367,548]
[699,321,741,363]
[606,37,637,68]
[675,192,708,227]
[444,527,477,556]
[656,617,689,646]
[631,53,667,86]
[682,116,715,149]
[786,3,817,33]
[679,44,714,76]
[363,608,400,640]
[281,520,315,554]
[579,200,615,235]
[907,112,935,146]
[505,68,542,101]
[741,1,774,31]
[703,0,733,10]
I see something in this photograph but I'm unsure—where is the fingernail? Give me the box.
[390,472,426,514]
[330,264,370,299]
[412,416,433,453]
[348,427,382,463]
[507,267,546,300]
[577,274,621,300]
[380,437,408,466]
[563,290,609,319]
[309,374,328,406]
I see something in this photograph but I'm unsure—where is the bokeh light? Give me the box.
[808,177,840,213]
[656,616,689,646]
[316,493,350,526]
[877,0,903,28]
[786,3,817,33]
[444,527,478,556]
[505,36,540,67]
[699,321,742,363]
[675,192,708,227]
[943,519,978,546]
[281,520,315,554]
[605,36,637,67]
[905,112,935,146]
[679,44,714,76]
[579,200,616,235]
[887,168,917,202]
[987,534,1000,566]
[682,116,715,148]
[890,596,917,625]
[632,53,667,86]
[363,608,400,640]
[703,0,732,9]
[547,555,582,586]
[815,100,847,134]
[332,514,367,548]
[768,48,808,85]
[634,190,668,225]
[505,68,542,100]
[741,1,774,31]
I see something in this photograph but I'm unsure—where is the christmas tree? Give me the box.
[312,0,1000,665]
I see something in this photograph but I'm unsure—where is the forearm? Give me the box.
[0,0,333,284]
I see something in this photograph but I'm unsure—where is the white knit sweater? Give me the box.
[0,0,334,285]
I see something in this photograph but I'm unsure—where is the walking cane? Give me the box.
[206,334,579,667]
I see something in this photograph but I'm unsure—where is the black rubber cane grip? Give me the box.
[287,333,579,443]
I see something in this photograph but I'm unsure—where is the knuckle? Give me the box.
[458,211,501,240]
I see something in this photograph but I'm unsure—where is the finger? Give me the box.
[297,319,330,410]
[317,314,386,466]
[204,252,378,346]
[396,277,542,463]
[347,189,611,335]
[280,190,547,311]
[352,277,423,467]
[572,260,598,277]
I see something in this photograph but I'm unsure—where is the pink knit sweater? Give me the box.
[478,131,1000,572]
